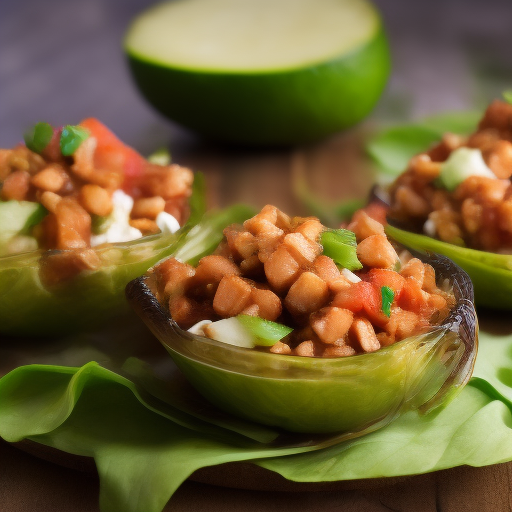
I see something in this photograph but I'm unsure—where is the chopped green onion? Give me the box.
[24,122,54,154]
[503,90,512,105]
[320,229,362,271]
[60,125,90,156]
[236,315,292,346]
[381,286,394,317]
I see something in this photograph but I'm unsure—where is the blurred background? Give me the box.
[2,0,512,152]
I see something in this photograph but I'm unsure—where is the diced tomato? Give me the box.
[367,269,406,299]
[79,118,145,191]
[332,281,387,326]
[397,277,429,314]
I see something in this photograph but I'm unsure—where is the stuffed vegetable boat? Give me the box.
[382,100,512,308]
[127,205,477,435]
[0,120,251,337]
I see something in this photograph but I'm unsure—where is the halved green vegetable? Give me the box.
[0,174,255,337]
[127,251,477,434]
[320,229,362,271]
[386,223,512,309]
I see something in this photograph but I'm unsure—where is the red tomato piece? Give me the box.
[79,118,145,190]
[367,269,406,299]
[398,277,428,314]
[332,281,388,326]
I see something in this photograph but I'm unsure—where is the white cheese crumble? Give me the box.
[156,211,180,235]
[423,218,437,237]
[91,190,142,246]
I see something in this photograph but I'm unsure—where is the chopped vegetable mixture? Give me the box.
[0,119,193,284]
[154,205,454,357]
[389,100,512,252]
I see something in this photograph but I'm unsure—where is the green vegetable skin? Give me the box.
[0,174,255,336]
[386,224,512,309]
[158,328,463,433]
[127,250,476,434]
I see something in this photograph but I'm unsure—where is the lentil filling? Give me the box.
[388,100,512,252]
[154,205,454,358]
[0,119,193,284]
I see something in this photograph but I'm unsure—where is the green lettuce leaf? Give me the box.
[1,330,512,512]
[366,111,480,177]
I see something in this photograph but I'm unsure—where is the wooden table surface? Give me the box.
[2,0,512,511]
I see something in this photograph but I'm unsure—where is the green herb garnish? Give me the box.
[24,122,54,154]
[503,90,512,105]
[60,125,90,156]
[381,286,394,317]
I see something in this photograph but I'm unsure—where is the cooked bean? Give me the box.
[284,272,329,317]
[356,235,399,269]
[270,341,292,355]
[39,191,62,213]
[282,232,321,265]
[483,140,512,179]
[129,218,159,235]
[1,169,31,200]
[31,165,67,192]
[264,245,301,294]
[131,196,166,220]
[250,287,282,321]
[213,275,253,317]
[79,184,113,217]
[294,340,315,357]
[310,307,353,344]
[347,210,385,241]
[350,318,380,353]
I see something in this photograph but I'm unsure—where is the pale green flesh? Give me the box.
[0,201,46,255]
[126,0,379,72]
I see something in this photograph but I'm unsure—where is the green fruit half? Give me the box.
[127,251,477,434]
[125,0,391,145]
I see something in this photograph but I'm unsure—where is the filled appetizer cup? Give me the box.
[127,205,477,435]
[383,100,512,308]
[0,120,244,337]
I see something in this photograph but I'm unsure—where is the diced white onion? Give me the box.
[187,320,212,336]
[341,268,361,283]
